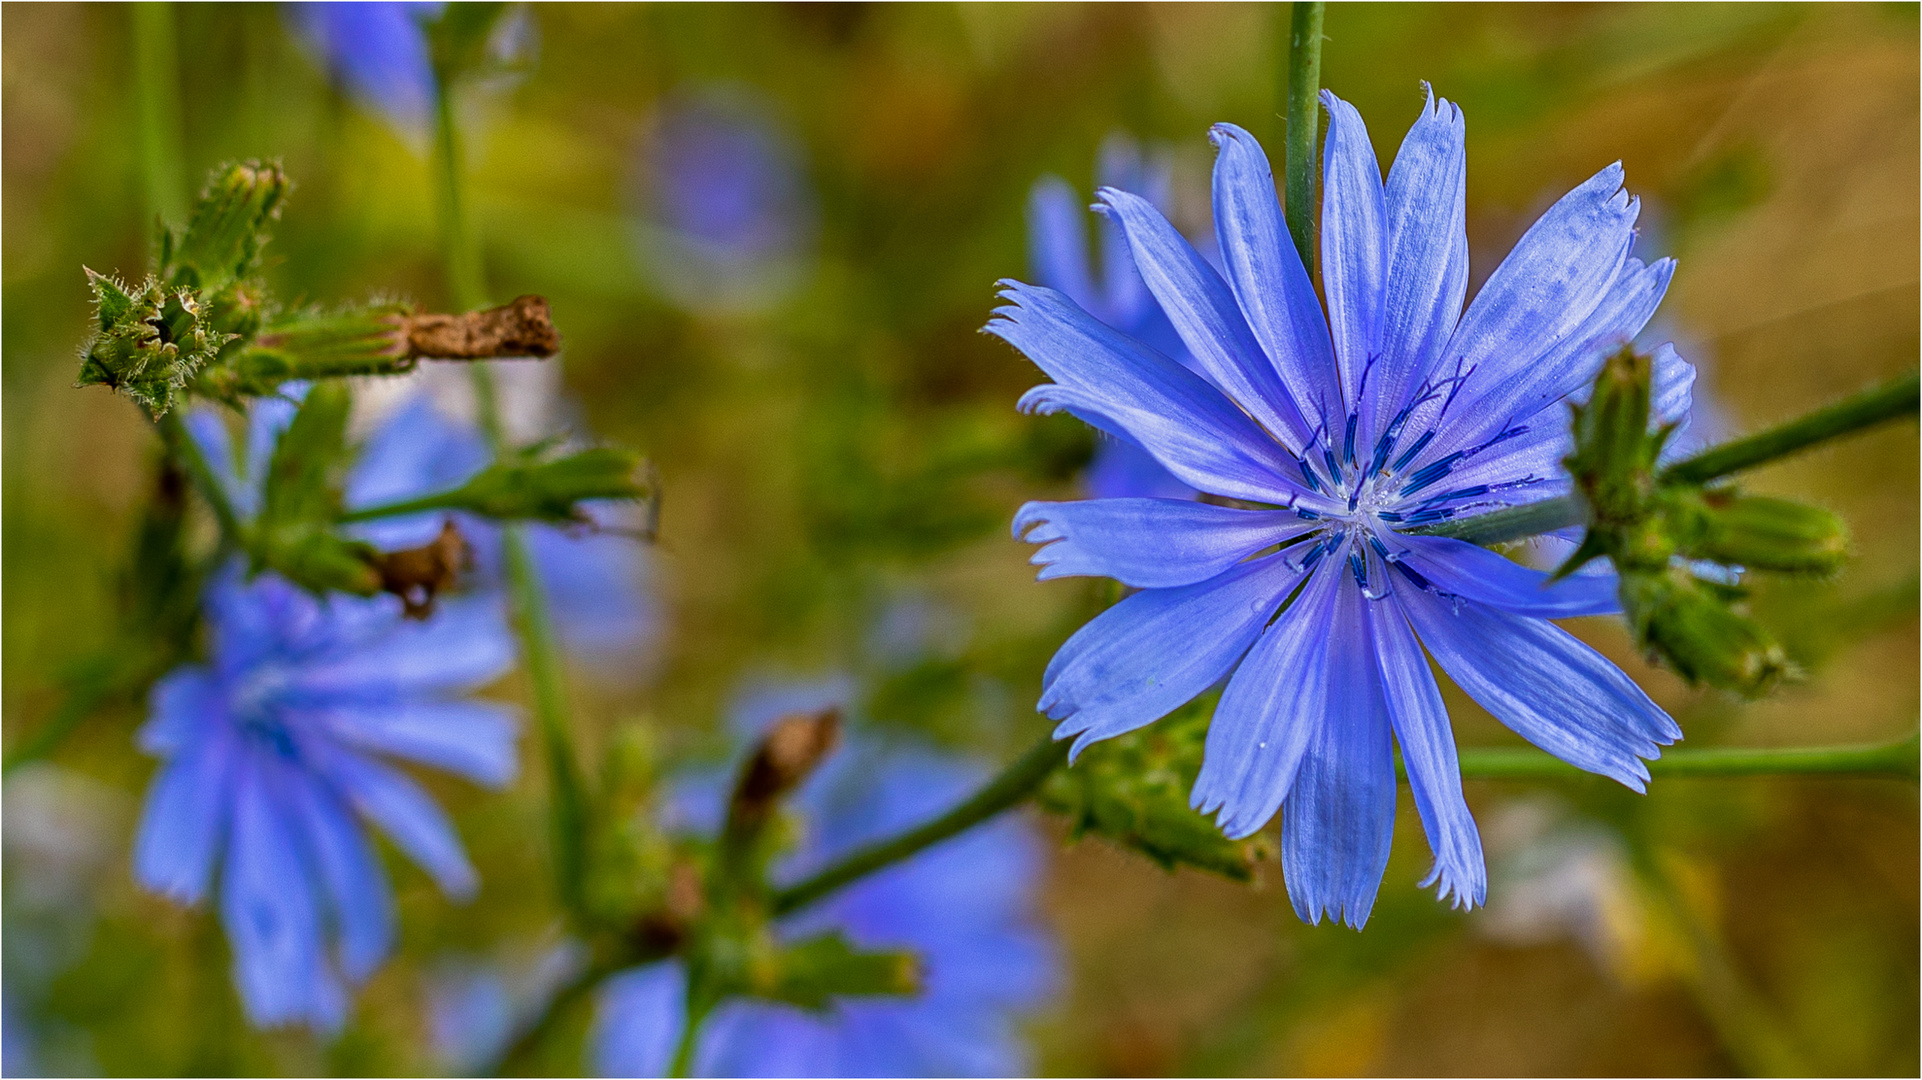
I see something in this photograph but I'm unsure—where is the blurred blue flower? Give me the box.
[345,393,663,682]
[284,2,441,131]
[591,679,1056,1077]
[1029,135,1198,500]
[993,91,1691,927]
[630,87,816,313]
[131,566,518,1031]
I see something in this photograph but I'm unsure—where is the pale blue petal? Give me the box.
[132,726,237,904]
[1279,580,1396,929]
[1039,554,1303,756]
[183,408,252,517]
[138,666,221,756]
[242,390,304,505]
[1083,435,1197,500]
[1096,188,1313,449]
[221,762,346,1031]
[317,746,478,899]
[1369,89,1469,446]
[1025,176,1099,316]
[1650,341,1695,430]
[346,395,491,550]
[1190,566,1342,838]
[989,281,1309,504]
[1208,122,1342,435]
[1373,596,1484,908]
[284,773,395,983]
[1397,534,1620,617]
[1013,497,1309,589]
[529,516,660,678]
[318,699,520,788]
[1440,163,1640,431]
[1319,91,1389,414]
[1402,590,1678,791]
[289,593,515,699]
[592,961,687,1078]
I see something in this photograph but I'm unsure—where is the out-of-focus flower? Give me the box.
[1478,800,1658,983]
[1028,135,1198,501]
[629,87,817,313]
[590,678,1056,1077]
[993,90,1692,927]
[284,2,442,131]
[131,565,518,1031]
[428,940,588,1074]
[345,391,663,683]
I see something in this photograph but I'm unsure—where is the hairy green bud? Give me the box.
[1038,695,1268,880]
[445,446,657,525]
[1672,490,1849,577]
[164,161,289,300]
[76,270,232,416]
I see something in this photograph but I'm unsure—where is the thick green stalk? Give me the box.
[1419,370,1921,547]
[1451,732,1917,782]
[131,2,187,227]
[1661,370,1919,485]
[1284,1,1325,275]
[432,74,591,922]
[770,734,1071,917]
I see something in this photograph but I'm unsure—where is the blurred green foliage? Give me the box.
[3,3,1916,1076]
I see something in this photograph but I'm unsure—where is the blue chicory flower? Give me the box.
[630,87,816,313]
[991,89,1692,927]
[131,565,518,1031]
[284,2,442,131]
[1029,135,1199,501]
[591,679,1056,1077]
[346,393,662,681]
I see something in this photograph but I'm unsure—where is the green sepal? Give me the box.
[1037,695,1268,880]
[76,270,231,416]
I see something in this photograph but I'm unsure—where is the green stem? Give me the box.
[770,733,1071,918]
[1283,1,1325,275]
[432,72,591,923]
[1661,369,1919,486]
[1419,370,1921,547]
[1451,732,1917,782]
[131,2,187,227]
[667,1001,703,1079]
[156,411,245,545]
[336,490,467,524]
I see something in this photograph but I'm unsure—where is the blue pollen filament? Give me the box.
[1399,450,1465,496]
[1342,413,1358,467]
[1390,429,1437,474]
[1347,548,1368,590]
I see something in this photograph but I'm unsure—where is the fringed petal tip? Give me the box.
[1289,892,1378,932]
[1418,862,1487,911]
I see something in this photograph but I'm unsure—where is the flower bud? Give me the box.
[450,447,656,525]
[1683,491,1849,577]
[1564,346,1663,528]
[758,932,922,1008]
[76,271,230,416]
[1620,570,1791,697]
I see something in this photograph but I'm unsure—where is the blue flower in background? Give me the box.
[591,679,1056,1077]
[284,2,441,130]
[992,90,1691,927]
[1029,135,1198,501]
[347,393,662,682]
[132,567,517,1031]
[630,87,816,313]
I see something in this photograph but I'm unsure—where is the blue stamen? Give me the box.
[1348,550,1368,589]
[1342,413,1358,467]
[1297,458,1324,493]
[1400,451,1465,496]
[1390,430,1437,473]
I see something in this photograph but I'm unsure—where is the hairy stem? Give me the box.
[1419,370,1921,547]
[1451,732,1918,782]
[770,733,1071,917]
[1661,369,1919,485]
[1284,1,1325,275]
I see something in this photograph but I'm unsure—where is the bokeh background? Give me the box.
[4,3,1917,1075]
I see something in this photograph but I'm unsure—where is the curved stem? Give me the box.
[1283,1,1325,275]
[770,733,1070,918]
[156,411,245,545]
[1451,733,1917,782]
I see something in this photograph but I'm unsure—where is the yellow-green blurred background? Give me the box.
[4,3,1916,1075]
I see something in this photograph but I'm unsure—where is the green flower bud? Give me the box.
[1564,346,1664,528]
[1680,490,1849,577]
[165,161,289,299]
[451,446,657,525]
[1037,695,1268,880]
[1620,569,1792,697]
